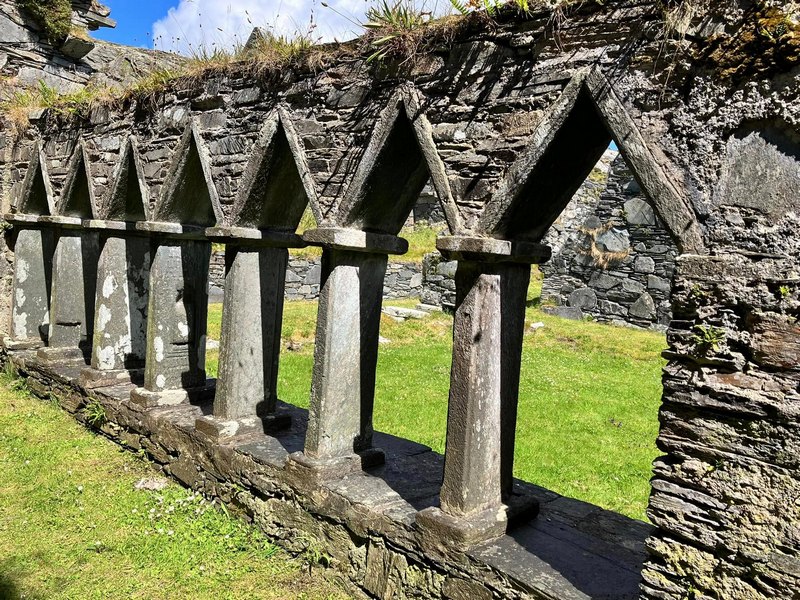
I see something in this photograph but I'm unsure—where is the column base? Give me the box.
[129,381,216,408]
[505,490,540,526]
[285,447,386,482]
[416,505,507,550]
[79,366,143,389]
[1,337,44,351]
[195,411,291,441]
[36,346,87,363]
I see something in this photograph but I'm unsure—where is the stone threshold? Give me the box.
[5,350,652,599]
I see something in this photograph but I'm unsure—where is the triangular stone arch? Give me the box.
[58,139,97,219]
[16,142,55,216]
[230,108,319,231]
[153,121,223,227]
[105,136,150,222]
[478,70,705,254]
[335,88,464,236]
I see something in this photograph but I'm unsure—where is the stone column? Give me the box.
[417,236,550,549]
[2,215,55,350]
[196,227,303,440]
[287,227,407,478]
[79,220,151,388]
[36,217,99,363]
[130,223,212,407]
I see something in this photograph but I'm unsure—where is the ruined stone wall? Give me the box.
[3,2,800,598]
[540,155,678,330]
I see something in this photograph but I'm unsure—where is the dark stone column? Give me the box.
[36,217,98,363]
[79,220,151,388]
[2,215,55,350]
[288,227,407,479]
[196,228,303,440]
[417,236,550,549]
[130,223,212,407]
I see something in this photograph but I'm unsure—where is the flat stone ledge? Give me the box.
[79,366,143,389]
[205,226,305,248]
[36,215,84,229]
[1,336,44,351]
[83,219,145,233]
[195,412,291,441]
[3,213,50,225]
[303,227,409,255]
[135,221,208,239]
[130,382,216,408]
[436,236,551,264]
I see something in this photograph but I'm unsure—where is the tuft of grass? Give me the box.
[0,372,348,599]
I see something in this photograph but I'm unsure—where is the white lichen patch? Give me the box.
[97,345,116,369]
[154,336,165,362]
[155,374,166,389]
[177,321,189,337]
[97,304,112,330]
[15,288,25,308]
[16,258,29,283]
[102,274,117,299]
[12,310,27,338]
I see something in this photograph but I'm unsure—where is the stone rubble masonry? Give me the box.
[539,153,678,330]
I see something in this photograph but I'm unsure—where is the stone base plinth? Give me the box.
[79,366,143,389]
[1,337,44,351]
[129,382,216,408]
[195,412,291,441]
[285,448,385,482]
[416,505,507,550]
[36,346,87,363]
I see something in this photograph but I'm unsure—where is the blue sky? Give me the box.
[90,0,366,54]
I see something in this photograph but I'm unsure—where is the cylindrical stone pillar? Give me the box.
[288,227,407,479]
[417,236,550,549]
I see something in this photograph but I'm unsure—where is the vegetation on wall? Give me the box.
[15,0,73,44]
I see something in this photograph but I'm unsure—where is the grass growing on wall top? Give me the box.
[0,372,348,599]
[15,0,72,44]
[205,297,664,521]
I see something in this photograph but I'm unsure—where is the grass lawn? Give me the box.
[0,377,348,600]
[205,291,665,522]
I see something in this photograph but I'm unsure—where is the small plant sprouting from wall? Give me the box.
[690,323,725,355]
[83,399,107,427]
[577,223,631,269]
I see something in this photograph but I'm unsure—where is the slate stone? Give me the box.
[629,292,656,319]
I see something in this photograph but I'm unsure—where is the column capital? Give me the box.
[205,226,305,249]
[303,227,408,255]
[436,235,551,264]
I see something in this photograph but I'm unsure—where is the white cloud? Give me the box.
[151,0,371,54]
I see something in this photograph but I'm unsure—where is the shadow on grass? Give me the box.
[0,565,41,600]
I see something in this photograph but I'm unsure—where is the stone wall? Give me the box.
[209,249,423,302]
[540,154,678,330]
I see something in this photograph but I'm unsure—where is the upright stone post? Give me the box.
[287,227,407,478]
[195,228,304,439]
[417,236,550,548]
[36,217,99,363]
[129,223,212,407]
[2,215,55,350]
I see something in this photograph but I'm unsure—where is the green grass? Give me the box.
[0,372,348,600]
[205,294,665,521]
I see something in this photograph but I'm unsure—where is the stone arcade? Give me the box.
[1,1,800,598]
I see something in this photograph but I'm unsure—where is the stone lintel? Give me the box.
[135,221,207,240]
[285,448,386,482]
[79,366,142,389]
[37,215,84,229]
[4,213,48,225]
[303,227,408,255]
[195,412,291,442]
[416,505,507,551]
[436,236,551,264]
[205,226,305,248]
[83,219,146,234]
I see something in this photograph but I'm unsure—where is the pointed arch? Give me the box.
[229,107,320,231]
[334,87,464,236]
[15,141,55,216]
[105,136,150,222]
[58,139,97,219]
[478,70,705,254]
[153,121,223,227]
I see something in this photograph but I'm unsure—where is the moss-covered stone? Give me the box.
[16,0,72,44]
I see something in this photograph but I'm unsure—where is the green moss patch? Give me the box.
[15,0,72,44]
